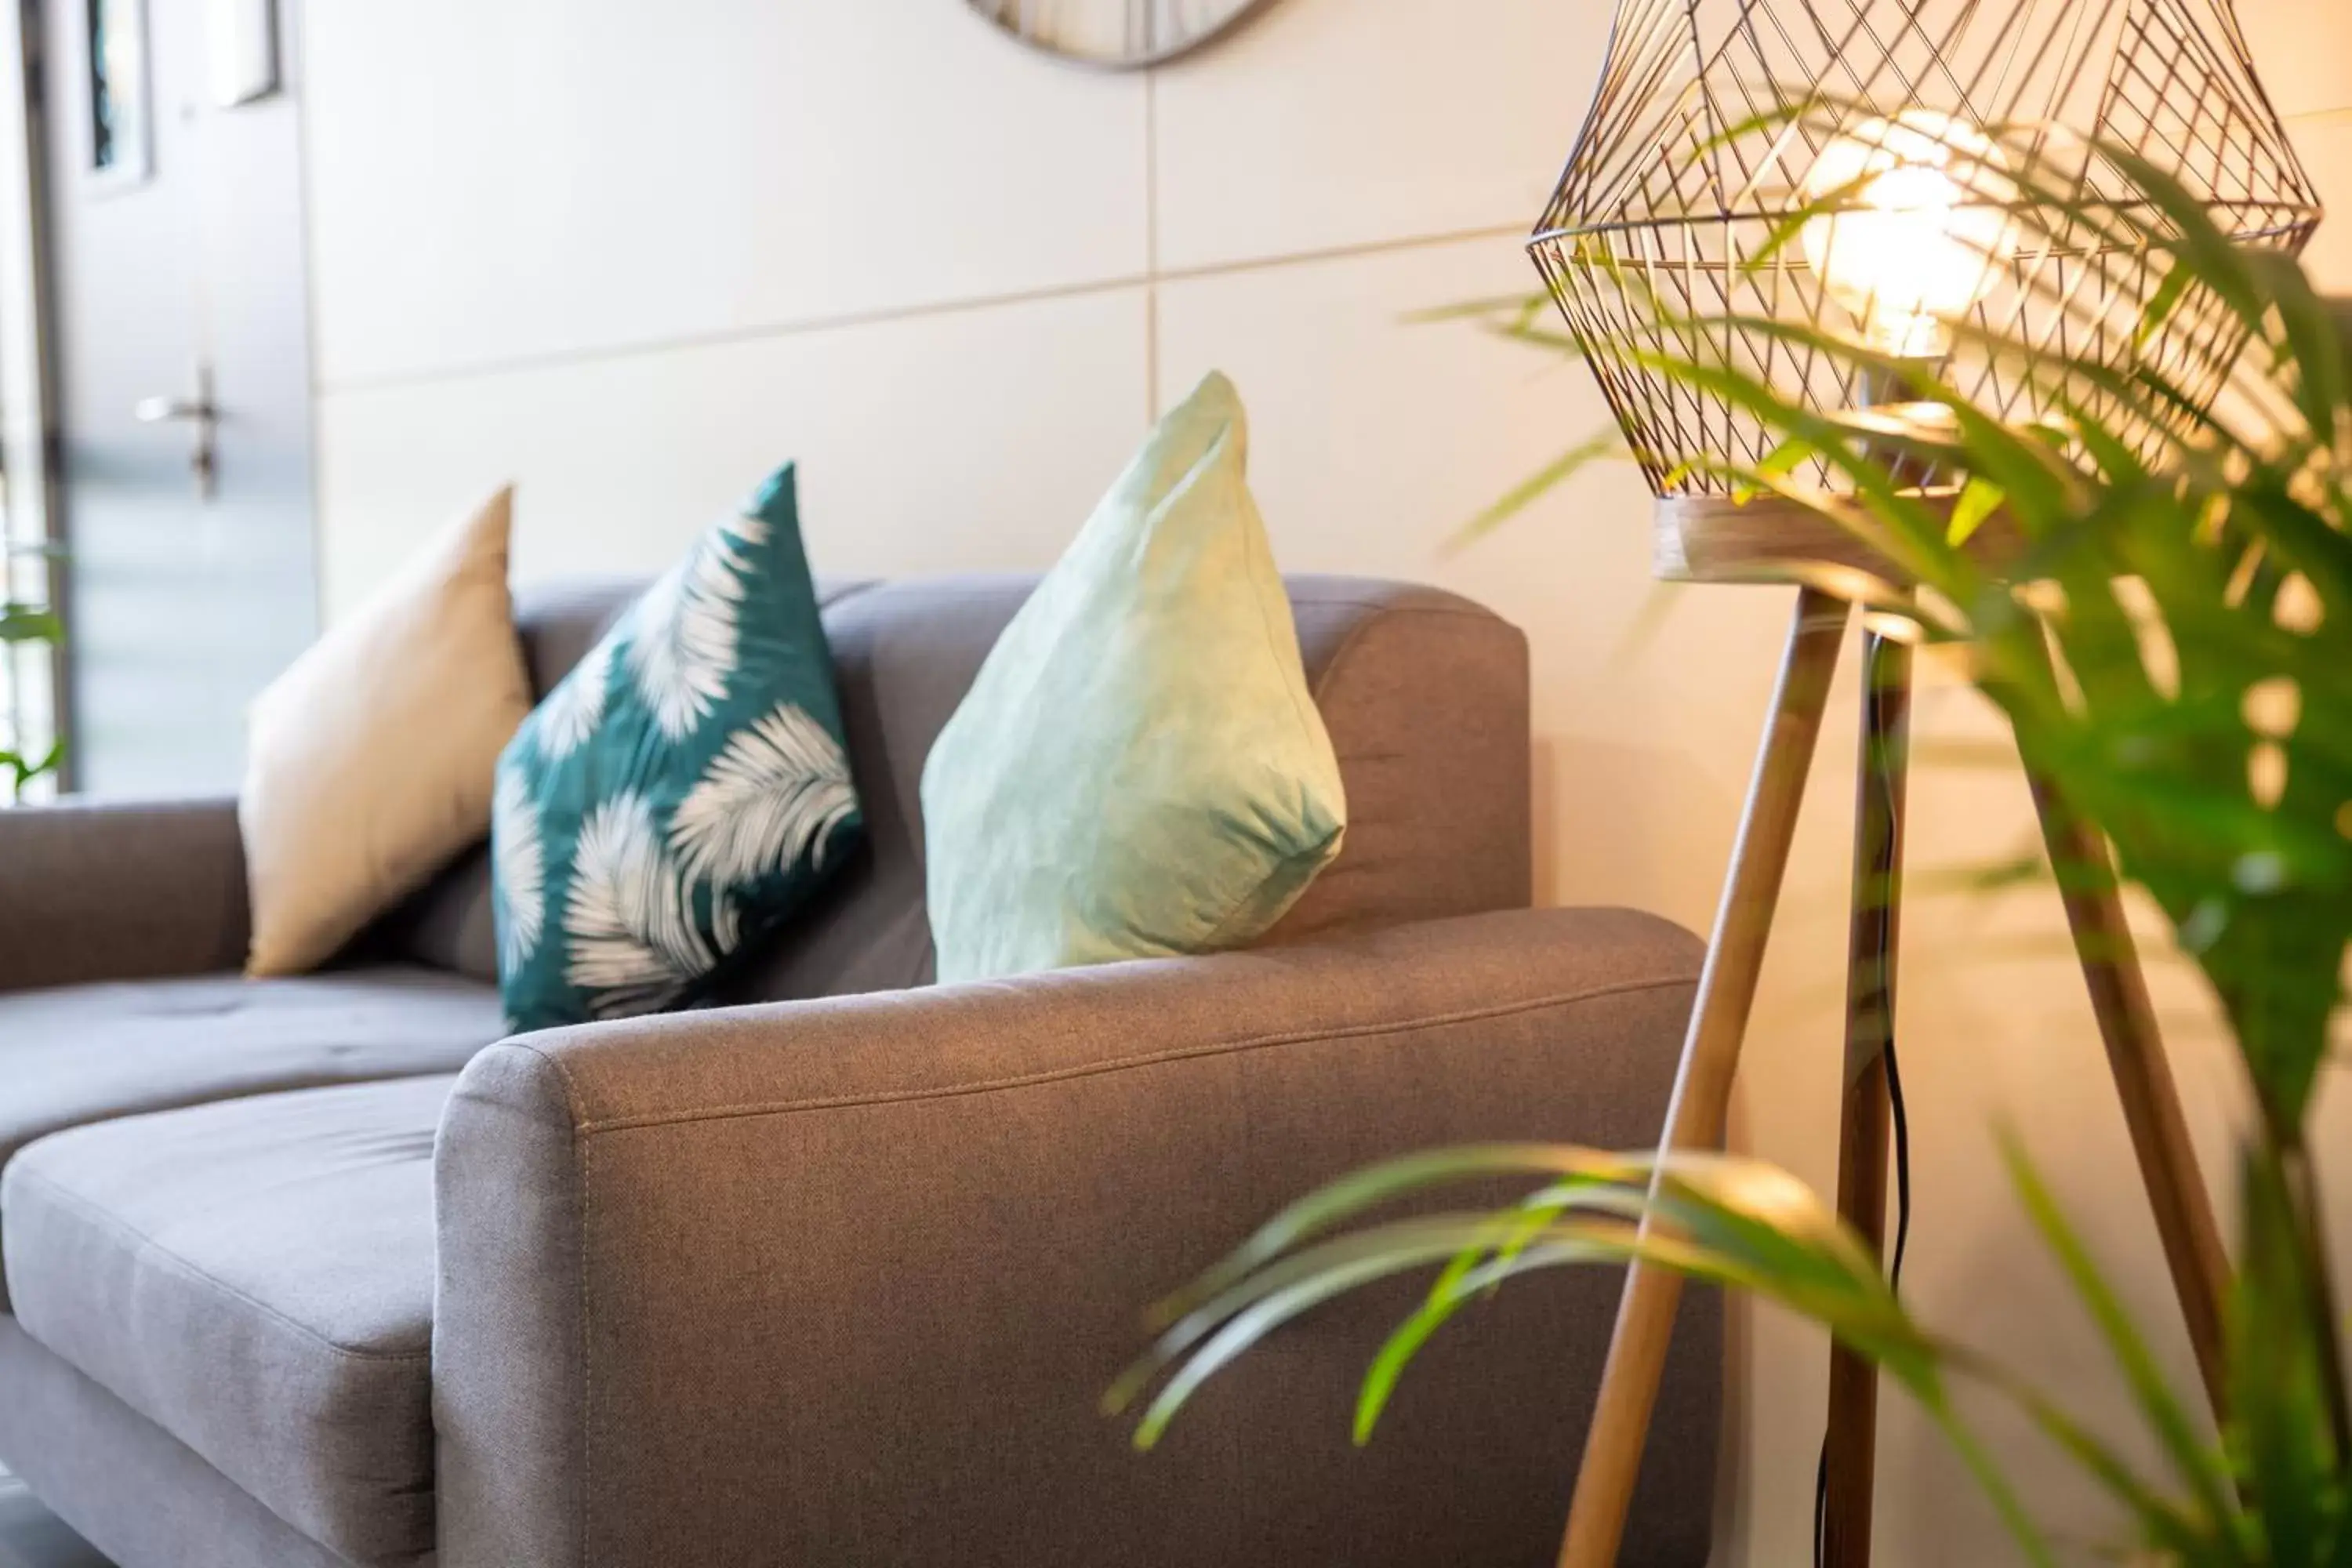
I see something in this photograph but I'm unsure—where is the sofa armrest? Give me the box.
[0,797,249,992]
[434,908,1723,1568]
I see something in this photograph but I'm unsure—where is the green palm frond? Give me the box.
[0,602,60,644]
[1119,109,2352,1566]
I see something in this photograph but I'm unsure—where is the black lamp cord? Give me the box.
[1811,1040,1912,1566]
[1813,662,1913,1568]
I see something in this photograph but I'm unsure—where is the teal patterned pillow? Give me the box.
[491,466,862,1031]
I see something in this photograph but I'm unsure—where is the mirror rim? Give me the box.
[965,0,1277,70]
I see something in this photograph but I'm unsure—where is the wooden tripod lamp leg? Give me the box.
[1822,628,1913,1568]
[1558,586,1851,1568]
[2029,778,2232,1421]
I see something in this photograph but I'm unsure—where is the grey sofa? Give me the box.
[0,574,1720,1568]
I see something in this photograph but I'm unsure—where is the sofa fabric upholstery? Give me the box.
[1268,577,1533,942]
[0,571,1722,1568]
[0,1316,365,1568]
[390,573,1532,1000]
[0,798,249,993]
[435,906,1718,1568]
[2,1076,452,1564]
[0,967,499,1312]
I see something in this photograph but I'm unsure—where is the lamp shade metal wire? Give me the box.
[1530,0,2323,500]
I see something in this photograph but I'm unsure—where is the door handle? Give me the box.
[132,365,218,499]
[134,396,216,423]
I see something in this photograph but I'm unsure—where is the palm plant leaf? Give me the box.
[2000,1134,2239,1525]
[1115,107,2352,1567]
[1110,1145,2061,1565]
[0,740,63,800]
[0,603,60,644]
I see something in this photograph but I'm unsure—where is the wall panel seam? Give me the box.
[318,223,1533,398]
[1145,67,1162,422]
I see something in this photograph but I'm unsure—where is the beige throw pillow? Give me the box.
[241,488,532,976]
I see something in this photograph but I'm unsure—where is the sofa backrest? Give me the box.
[387,573,1531,1002]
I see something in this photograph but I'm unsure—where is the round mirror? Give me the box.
[966,0,1272,69]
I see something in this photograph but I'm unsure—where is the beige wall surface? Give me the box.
[300,1,2352,1560]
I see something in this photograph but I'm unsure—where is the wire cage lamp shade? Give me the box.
[1528,0,2323,509]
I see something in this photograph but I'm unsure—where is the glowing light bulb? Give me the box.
[1798,111,2016,358]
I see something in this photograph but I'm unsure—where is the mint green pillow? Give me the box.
[492,466,862,1030]
[920,372,1346,984]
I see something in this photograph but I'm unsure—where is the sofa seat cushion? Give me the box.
[0,1075,451,1565]
[0,964,502,1311]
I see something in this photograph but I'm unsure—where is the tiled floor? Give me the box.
[0,1473,107,1568]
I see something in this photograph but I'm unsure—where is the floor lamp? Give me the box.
[1523,3,2323,1564]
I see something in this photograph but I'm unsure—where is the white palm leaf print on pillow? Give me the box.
[491,766,545,974]
[626,513,771,741]
[534,639,614,760]
[563,791,739,1018]
[669,701,857,888]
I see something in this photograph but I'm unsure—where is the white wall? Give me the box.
[299,1,2352,1560]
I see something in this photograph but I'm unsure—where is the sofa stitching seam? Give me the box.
[483,1039,596,1566]
[576,1079,593,1565]
[569,971,1700,1136]
[2,1167,431,1363]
